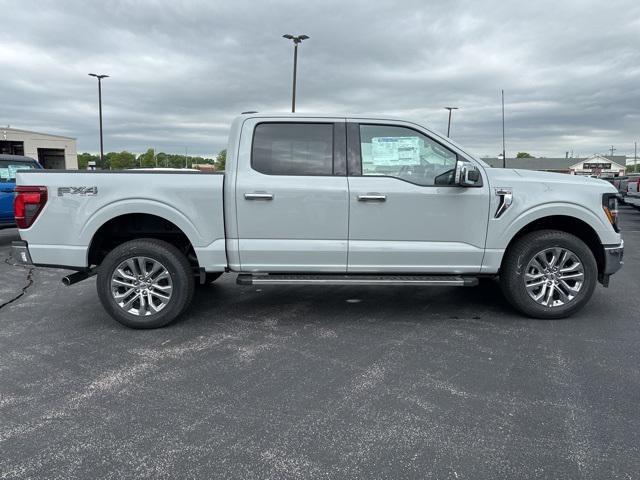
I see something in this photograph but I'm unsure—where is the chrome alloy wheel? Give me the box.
[110,256,173,316]
[524,247,585,307]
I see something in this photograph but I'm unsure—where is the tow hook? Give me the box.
[62,268,97,286]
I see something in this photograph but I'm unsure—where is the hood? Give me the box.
[513,169,610,185]
[485,167,617,192]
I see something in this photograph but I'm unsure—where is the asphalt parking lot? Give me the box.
[1,207,639,480]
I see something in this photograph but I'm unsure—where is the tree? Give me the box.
[137,148,156,168]
[77,152,99,170]
[107,151,137,170]
[216,149,227,171]
[516,152,534,158]
[76,148,219,170]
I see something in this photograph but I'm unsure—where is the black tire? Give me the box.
[97,239,195,329]
[500,230,597,319]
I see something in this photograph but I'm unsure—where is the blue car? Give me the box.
[0,154,43,228]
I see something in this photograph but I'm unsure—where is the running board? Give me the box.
[237,274,478,287]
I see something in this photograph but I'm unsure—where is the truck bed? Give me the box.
[15,170,227,270]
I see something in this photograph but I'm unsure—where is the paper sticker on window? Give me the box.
[7,165,33,179]
[370,137,421,166]
[0,168,9,180]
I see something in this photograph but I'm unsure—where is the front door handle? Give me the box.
[0,188,14,193]
[358,194,386,202]
[244,193,274,200]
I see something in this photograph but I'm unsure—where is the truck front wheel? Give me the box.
[500,230,597,319]
[96,239,195,329]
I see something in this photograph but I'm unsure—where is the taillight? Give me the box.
[14,186,48,229]
[602,193,620,232]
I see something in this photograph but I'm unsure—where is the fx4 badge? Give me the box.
[58,186,98,197]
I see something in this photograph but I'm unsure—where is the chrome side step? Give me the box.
[237,274,478,287]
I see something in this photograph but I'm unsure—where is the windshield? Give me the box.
[0,161,38,183]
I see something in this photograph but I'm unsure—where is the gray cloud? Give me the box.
[1,0,639,158]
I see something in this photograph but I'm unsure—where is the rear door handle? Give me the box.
[244,193,274,200]
[358,194,386,202]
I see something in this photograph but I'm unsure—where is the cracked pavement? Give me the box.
[1,208,639,479]
[0,230,34,309]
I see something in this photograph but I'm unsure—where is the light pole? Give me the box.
[501,89,506,168]
[88,73,109,162]
[282,34,309,113]
[444,107,458,137]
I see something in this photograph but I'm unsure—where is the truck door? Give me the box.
[346,121,490,273]
[234,119,349,272]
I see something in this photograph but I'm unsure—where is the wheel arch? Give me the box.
[501,215,604,276]
[87,212,199,269]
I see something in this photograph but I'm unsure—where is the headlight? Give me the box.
[602,193,620,232]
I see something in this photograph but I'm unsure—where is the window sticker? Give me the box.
[369,136,422,167]
[6,165,33,179]
[0,168,9,180]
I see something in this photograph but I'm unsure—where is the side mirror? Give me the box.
[456,161,483,187]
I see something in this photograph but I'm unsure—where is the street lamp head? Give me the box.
[88,73,109,79]
[445,106,459,111]
[283,34,309,44]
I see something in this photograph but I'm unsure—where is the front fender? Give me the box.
[490,202,616,250]
[480,202,619,274]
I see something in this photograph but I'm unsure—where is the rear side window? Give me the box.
[0,161,37,183]
[252,123,334,175]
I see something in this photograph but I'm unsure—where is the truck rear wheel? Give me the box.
[96,239,194,329]
[500,230,597,319]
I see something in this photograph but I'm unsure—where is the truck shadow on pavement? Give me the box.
[185,277,514,328]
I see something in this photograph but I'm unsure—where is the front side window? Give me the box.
[0,161,37,183]
[359,124,457,186]
[252,123,334,175]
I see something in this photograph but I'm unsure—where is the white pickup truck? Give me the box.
[12,113,623,328]
[623,175,640,208]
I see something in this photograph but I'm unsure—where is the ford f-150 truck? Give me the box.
[12,113,624,328]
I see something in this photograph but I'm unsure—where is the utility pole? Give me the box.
[501,89,506,168]
[154,147,157,167]
[283,34,309,113]
[185,146,188,168]
[634,141,637,172]
[609,145,615,159]
[445,107,458,137]
[88,73,109,162]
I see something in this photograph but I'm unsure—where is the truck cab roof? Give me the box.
[0,154,39,163]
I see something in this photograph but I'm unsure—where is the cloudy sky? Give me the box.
[1,0,639,159]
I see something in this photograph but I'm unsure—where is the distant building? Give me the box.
[0,127,78,169]
[482,154,626,177]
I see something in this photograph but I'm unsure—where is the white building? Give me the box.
[0,127,78,169]
[568,154,626,177]
[483,154,627,178]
